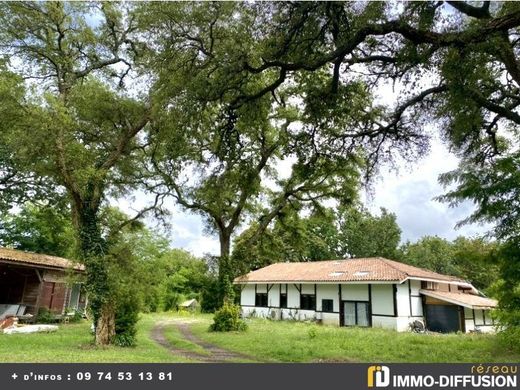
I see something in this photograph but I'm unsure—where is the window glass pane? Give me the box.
[322,299,333,312]
[344,302,356,326]
[300,294,316,310]
[356,302,369,327]
[280,294,287,308]
[255,293,268,307]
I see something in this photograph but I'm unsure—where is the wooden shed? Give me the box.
[0,247,86,319]
[178,298,199,312]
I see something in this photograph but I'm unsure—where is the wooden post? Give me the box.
[34,269,43,315]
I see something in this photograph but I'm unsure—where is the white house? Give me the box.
[234,257,497,333]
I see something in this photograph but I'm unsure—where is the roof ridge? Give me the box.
[377,257,409,278]
[381,257,451,278]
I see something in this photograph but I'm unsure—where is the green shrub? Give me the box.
[209,302,247,332]
[35,308,55,324]
[114,297,140,347]
[498,326,520,353]
[67,309,84,323]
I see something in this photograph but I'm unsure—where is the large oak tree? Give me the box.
[0,2,152,344]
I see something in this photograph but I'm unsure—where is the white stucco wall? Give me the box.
[287,283,300,308]
[240,285,255,306]
[321,312,340,325]
[372,315,397,330]
[409,280,423,317]
[268,284,280,307]
[409,279,421,295]
[242,306,269,318]
[371,284,394,316]
[341,284,369,301]
[396,282,411,317]
[316,284,339,312]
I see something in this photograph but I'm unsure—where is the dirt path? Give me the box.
[150,320,259,363]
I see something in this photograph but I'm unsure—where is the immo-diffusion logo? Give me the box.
[367,365,518,388]
[367,365,390,388]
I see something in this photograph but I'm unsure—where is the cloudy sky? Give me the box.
[364,138,489,245]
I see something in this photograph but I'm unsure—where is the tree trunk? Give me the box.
[75,202,115,345]
[218,231,234,304]
[95,303,116,345]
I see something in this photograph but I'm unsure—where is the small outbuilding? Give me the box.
[178,298,199,312]
[0,247,86,320]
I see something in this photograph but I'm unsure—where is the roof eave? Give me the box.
[419,289,497,310]
[233,279,402,285]
[0,258,84,272]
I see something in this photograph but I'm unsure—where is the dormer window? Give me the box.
[421,281,438,290]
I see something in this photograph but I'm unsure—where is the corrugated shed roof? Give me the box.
[0,247,84,271]
[420,289,497,309]
[234,257,466,284]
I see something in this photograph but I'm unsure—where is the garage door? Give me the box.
[425,304,461,333]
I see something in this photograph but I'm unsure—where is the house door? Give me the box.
[425,304,461,333]
[342,301,370,327]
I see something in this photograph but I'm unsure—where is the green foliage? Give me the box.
[191,315,520,363]
[114,296,140,347]
[490,241,520,352]
[232,206,401,276]
[0,203,76,258]
[200,277,221,313]
[439,153,520,241]
[0,1,151,345]
[338,206,401,259]
[451,237,500,291]
[209,302,247,332]
[398,236,499,291]
[35,308,55,324]
[399,236,459,276]
[67,310,84,324]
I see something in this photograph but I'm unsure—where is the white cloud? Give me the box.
[363,137,490,242]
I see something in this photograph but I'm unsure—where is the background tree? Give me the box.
[399,235,499,292]
[338,206,401,259]
[0,203,75,258]
[451,236,500,291]
[399,236,459,276]
[231,206,401,276]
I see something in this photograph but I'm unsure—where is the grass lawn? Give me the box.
[0,313,518,363]
[189,316,520,363]
[0,314,187,363]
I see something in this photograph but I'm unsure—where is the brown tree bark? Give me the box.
[95,303,116,345]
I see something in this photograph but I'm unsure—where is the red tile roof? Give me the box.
[234,257,467,284]
[0,247,84,271]
[420,289,497,309]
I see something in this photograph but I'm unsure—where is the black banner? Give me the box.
[0,363,518,390]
